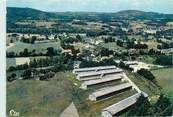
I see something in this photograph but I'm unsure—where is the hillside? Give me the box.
[7,7,173,22]
[113,10,173,20]
[7,7,56,21]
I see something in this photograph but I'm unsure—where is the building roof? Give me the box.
[123,61,138,66]
[78,69,123,78]
[103,93,141,115]
[128,62,150,72]
[73,66,116,73]
[90,83,132,98]
[83,74,122,86]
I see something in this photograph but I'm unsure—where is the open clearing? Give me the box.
[100,42,121,50]
[7,72,73,116]
[151,68,173,100]
[144,40,160,50]
[7,41,61,54]
[125,71,160,97]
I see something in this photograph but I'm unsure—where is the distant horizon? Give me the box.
[7,6,173,15]
[7,0,173,14]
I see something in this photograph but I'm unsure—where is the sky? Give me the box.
[7,0,173,14]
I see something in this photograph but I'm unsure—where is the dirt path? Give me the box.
[60,102,79,117]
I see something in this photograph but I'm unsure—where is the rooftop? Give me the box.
[73,66,116,73]
[91,82,132,98]
[83,74,123,86]
[78,69,123,77]
[103,93,141,115]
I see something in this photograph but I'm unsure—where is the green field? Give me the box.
[125,71,160,96]
[151,68,173,99]
[145,40,160,50]
[7,71,73,116]
[100,42,121,50]
[7,41,61,54]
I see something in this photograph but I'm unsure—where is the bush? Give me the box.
[137,69,155,81]
[126,94,151,116]
[7,73,17,82]
[22,69,32,80]
[126,94,173,116]
[39,72,55,80]
[155,55,173,66]
[8,66,16,72]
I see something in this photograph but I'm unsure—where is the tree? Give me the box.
[22,69,32,80]
[131,56,136,61]
[8,66,16,72]
[137,69,155,81]
[126,95,152,116]
[10,39,13,43]
[46,47,57,57]
[54,35,57,39]
[23,48,29,57]
[155,55,173,66]
[117,40,124,47]
[119,61,126,69]
[39,72,55,81]
[30,59,38,68]
[157,45,162,49]
[31,36,36,44]
[76,34,82,41]
[7,73,17,82]
[154,94,173,116]
[126,94,173,116]
[6,51,15,57]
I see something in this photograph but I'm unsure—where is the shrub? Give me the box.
[137,69,155,81]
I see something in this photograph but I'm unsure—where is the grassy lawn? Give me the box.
[7,71,74,116]
[73,43,91,52]
[7,41,61,54]
[151,68,173,100]
[145,40,160,50]
[100,42,121,50]
[125,71,160,97]
[129,55,156,64]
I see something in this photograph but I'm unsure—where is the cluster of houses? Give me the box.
[73,66,147,117]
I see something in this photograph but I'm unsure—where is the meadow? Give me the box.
[7,41,61,54]
[151,68,173,101]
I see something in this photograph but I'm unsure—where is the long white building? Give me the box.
[77,69,123,81]
[89,83,132,101]
[81,74,124,90]
[73,66,117,74]
[102,93,141,117]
